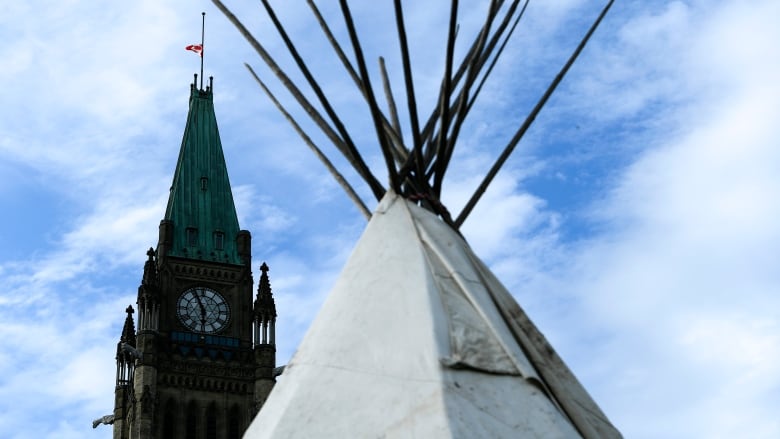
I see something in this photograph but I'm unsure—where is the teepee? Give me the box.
[214,1,620,437]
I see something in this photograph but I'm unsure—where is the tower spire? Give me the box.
[162,74,242,265]
[137,248,160,332]
[253,262,277,347]
[115,305,137,388]
[105,42,277,437]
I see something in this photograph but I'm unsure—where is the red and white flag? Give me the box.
[185,44,203,57]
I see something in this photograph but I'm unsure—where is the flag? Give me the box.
[185,44,203,57]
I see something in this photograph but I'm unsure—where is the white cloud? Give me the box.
[2,1,779,438]
[527,1,780,437]
[0,292,133,439]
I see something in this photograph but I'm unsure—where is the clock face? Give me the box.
[177,287,230,333]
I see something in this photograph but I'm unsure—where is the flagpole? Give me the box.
[200,12,205,90]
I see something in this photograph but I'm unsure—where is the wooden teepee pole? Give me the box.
[431,0,459,197]
[392,0,425,187]
[244,63,372,219]
[438,0,530,182]
[337,0,401,194]
[306,0,408,166]
[211,0,373,194]
[378,57,407,164]
[456,0,615,227]
[259,0,387,200]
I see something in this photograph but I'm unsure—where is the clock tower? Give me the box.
[109,76,278,439]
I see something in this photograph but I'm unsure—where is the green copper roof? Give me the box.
[164,82,242,265]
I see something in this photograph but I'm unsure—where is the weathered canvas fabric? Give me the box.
[246,192,618,438]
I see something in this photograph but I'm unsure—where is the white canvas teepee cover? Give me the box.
[246,192,619,438]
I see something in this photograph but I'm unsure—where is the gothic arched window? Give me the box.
[185,401,198,439]
[228,405,242,439]
[206,402,218,439]
[163,399,176,439]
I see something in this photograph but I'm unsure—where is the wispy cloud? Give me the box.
[1,1,778,438]
[517,1,780,437]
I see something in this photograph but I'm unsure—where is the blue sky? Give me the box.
[1,1,779,438]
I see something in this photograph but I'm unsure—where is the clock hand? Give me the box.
[195,292,207,326]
